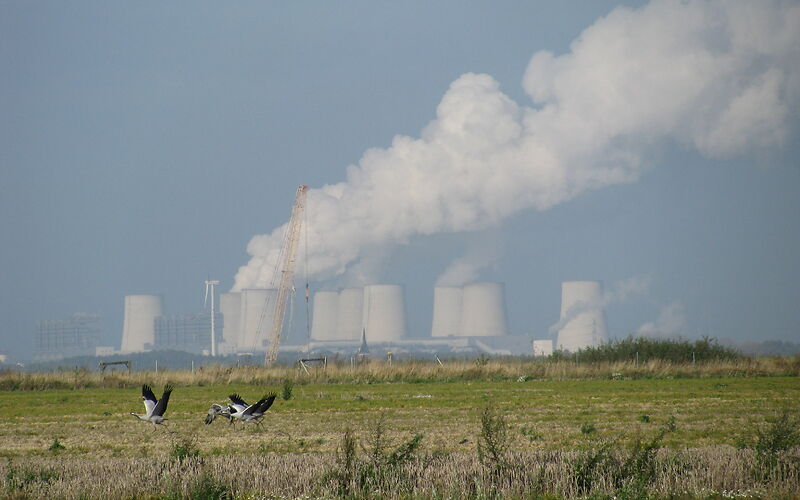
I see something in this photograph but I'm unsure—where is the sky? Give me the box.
[2,1,799,359]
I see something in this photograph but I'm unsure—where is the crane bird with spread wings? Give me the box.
[131,384,173,427]
[204,403,232,425]
[227,393,277,426]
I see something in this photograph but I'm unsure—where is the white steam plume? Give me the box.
[547,275,652,335]
[436,236,502,287]
[638,302,687,338]
[234,0,800,291]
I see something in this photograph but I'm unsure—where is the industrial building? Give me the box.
[300,282,524,357]
[120,294,163,353]
[34,313,101,361]
[111,277,609,359]
[153,312,222,354]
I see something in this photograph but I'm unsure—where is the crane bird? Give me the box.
[227,393,277,426]
[204,403,232,425]
[130,384,173,427]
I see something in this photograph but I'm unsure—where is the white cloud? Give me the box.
[234,0,800,291]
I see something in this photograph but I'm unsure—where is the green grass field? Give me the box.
[0,376,797,457]
[1,371,798,498]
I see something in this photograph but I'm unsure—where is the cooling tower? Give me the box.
[460,282,509,337]
[556,281,608,352]
[120,294,163,353]
[533,339,553,357]
[431,286,463,337]
[311,291,339,341]
[219,292,241,347]
[336,287,364,341]
[362,285,406,342]
[238,288,276,352]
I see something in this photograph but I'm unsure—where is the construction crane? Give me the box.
[265,185,308,365]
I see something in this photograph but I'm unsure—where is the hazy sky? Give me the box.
[2,1,799,359]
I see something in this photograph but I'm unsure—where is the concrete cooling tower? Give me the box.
[219,292,241,347]
[336,288,364,341]
[238,288,276,352]
[362,285,406,342]
[556,281,608,352]
[431,286,463,337]
[120,294,163,353]
[460,282,509,337]
[310,291,339,341]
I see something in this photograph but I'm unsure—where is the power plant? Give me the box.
[337,288,364,341]
[362,285,407,342]
[30,186,610,360]
[430,286,463,338]
[120,294,163,353]
[46,278,608,359]
[238,288,277,352]
[460,282,509,337]
[34,313,102,361]
[556,280,608,352]
[310,291,339,341]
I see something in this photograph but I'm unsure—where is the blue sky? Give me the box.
[2,1,799,358]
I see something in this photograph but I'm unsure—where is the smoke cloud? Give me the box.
[234,0,800,291]
[638,302,688,338]
[546,275,652,335]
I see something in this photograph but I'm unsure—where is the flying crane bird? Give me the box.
[227,393,277,425]
[204,403,232,425]
[130,384,173,427]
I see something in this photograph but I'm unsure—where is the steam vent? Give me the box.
[556,280,608,352]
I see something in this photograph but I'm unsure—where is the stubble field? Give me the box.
[0,360,798,498]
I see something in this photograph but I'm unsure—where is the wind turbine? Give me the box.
[204,279,220,356]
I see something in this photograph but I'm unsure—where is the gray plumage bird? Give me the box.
[227,393,277,425]
[130,384,173,427]
[204,403,232,425]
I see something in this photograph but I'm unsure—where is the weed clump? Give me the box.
[281,379,294,400]
[170,435,201,464]
[477,403,510,469]
[738,410,800,481]
[4,460,60,494]
[325,415,424,497]
[48,438,65,452]
[572,416,677,498]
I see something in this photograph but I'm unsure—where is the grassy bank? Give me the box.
[1,356,798,391]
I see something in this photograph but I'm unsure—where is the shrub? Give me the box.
[554,335,742,363]
[612,416,677,498]
[477,403,510,470]
[573,442,612,494]
[281,379,294,400]
[750,411,800,481]
[324,415,424,497]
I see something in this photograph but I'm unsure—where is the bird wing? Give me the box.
[152,385,173,417]
[258,394,277,414]
[228,394,248,407]
[142,384,157,415]
[242,400,262,416]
